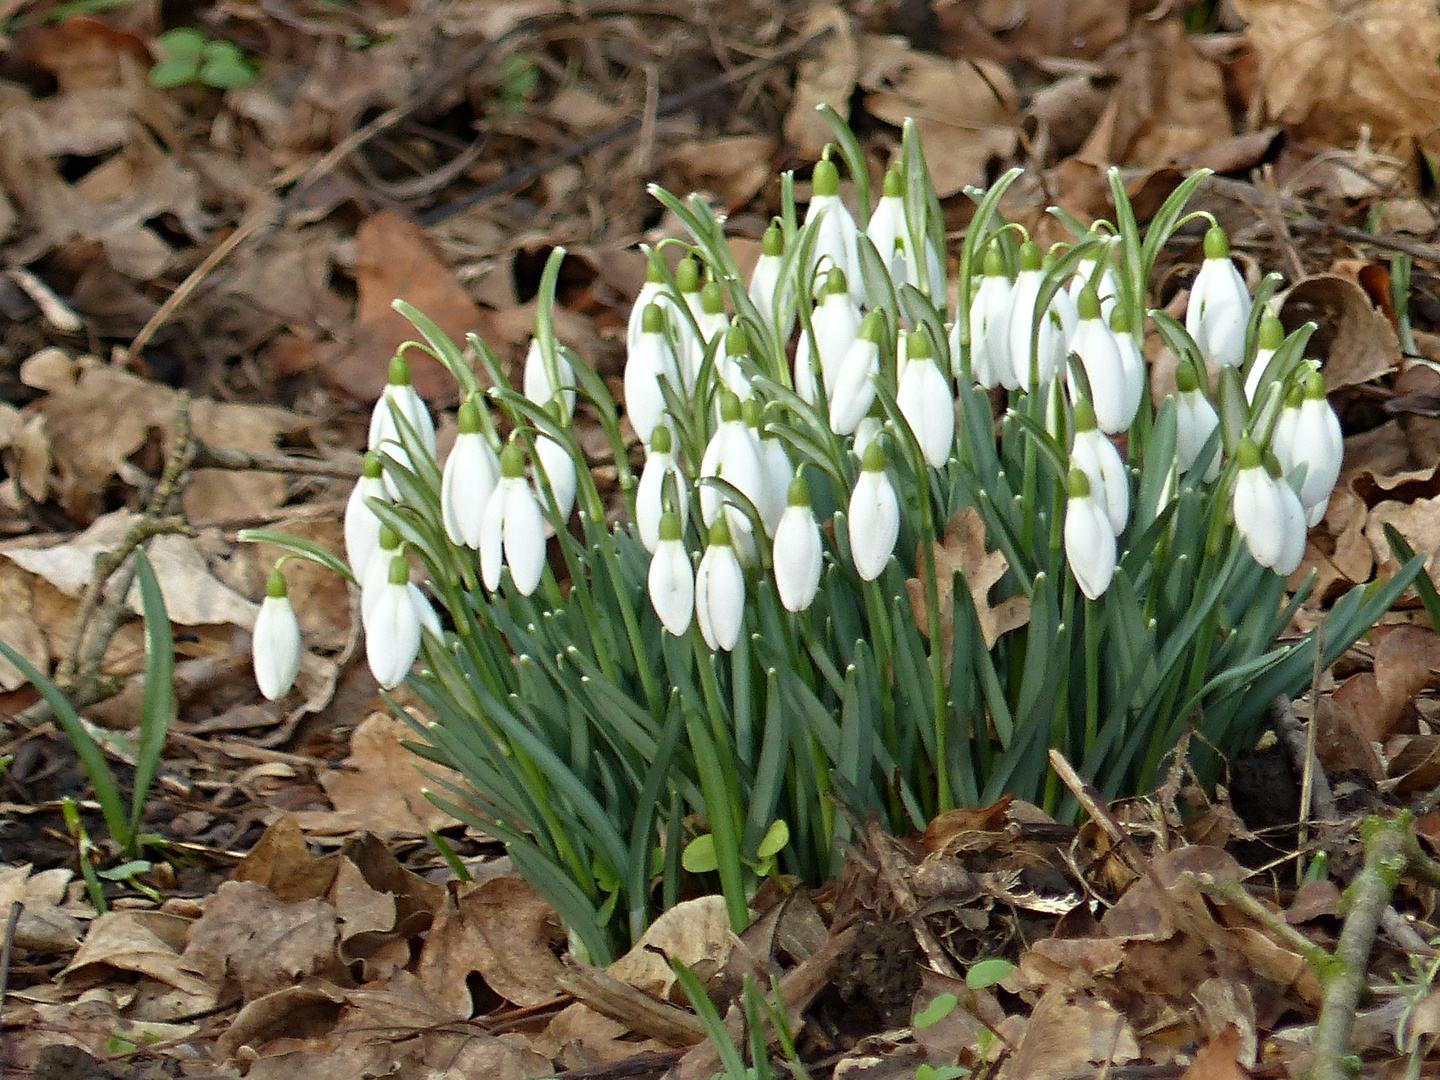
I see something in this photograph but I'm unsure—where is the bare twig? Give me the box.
[0,900,21,1021]
[191,443,362,480]
[556,960,706,1046]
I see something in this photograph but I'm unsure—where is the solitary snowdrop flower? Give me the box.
[1068,286,1133,435]
[647,510,694,637]
[523,336,577,420]
[867,167,909,282]
[848,440,900,582]
[772,473,823,613]
[962,243,1013,388]
[1186,225,1251,368]
[747,398,790,536]
[480,444,547,595]
[365,554,423,690]
[636,422,687,553]
[441,398,500,549]
[625,303,680,452]
[830,310,884,435]
[1005,241,1045,392]
[694,281,730,371]
[716,323,754,401]
[700,391,767,554]
[1274,367,1343,526]
[1070,400,1129,536]
[1174,363,1221,481]
[626,256,669,360]
[345,451,388,583]
[362,525,404,622]
[804,155,862,305]
[748,220,795,342]
[695,515,745,651]
[1068,243,1120,324]
[897,329,955,469]
[795,268,861,405]
[1232,437,1305,575]
[1109,306,1146,432]
[253,567,302,701]
[1243,314,1286,403]
[1009,244,1075,391]
[534,425,578,522]
[673,256,705,392]
[369,354,437,497]
[1064,469,1116,600]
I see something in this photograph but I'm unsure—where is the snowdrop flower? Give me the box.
[636,422,687,553]
[748,220,795,343]
[369,355,437,497]
[853,413,882,460]
[747,398,790,536]
[695,515,745,651]
[647,510,693,637]
[716,323,754,401]
[673,256,705,393]
[441,399,500,549]
[694,281,730,373]
[345,452,388,583]
[1070,400,1129,536]
[1273,367,1342,526]
[1232,437,1305,575]
[772,473,823,613]
[848,440,899,582]
[480,444,547,595]
[1243,314,1286,404]
[362,525,404,621]
[1109,306,1147,430]
[534,424,577,522]
[1009,244,1075,391]
[830,311,884,435]
[253,567,302,701]
[626,257,669,360]
[795,268,861,405]
[961,244,1013,389]
[1186,225,1251,368]
[699,391,767,556]
[867,164,944,299]
[626,303,680,452]
[1068,243,1120,324]
[1068,286,1135,434]
[1174,363,1222,481]
[410,585,443,641]
[365,554,423,690]
[1064,469,1116,600]
[523,337,576,420]
[804,155,862,305]
[897,329,955,469]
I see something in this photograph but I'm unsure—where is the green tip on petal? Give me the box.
[786,473,810,507]
[719,390,742,423]
[1175,362,1199,393]
[266,567,288,599]
[378,524,399,551]
[725,322,748,355]
[1018,240,1042,272]
[1066,468,1091,499]
[823,267,848,296]
[650,422,672,454]
[1072,397,1098,432]
[812,157,840,197]
[1235,436,1261,469]
[762,220,784,257]
[499,443,526,478]
[857,309,885,343]
[362,451,384,479]
[1077,285,1101,321]
[457,398,481,434]
[907,327,933,361]
[1303,366,1327,400]
[1108,305,1131,335]
[860,439,886,472]
[982,243,1006,278]
[387,354,411,386]
[882,164,904,198]
[1203,225,1230,260]
[645,255,666,283]
[741,397,762,428]
[700,280,724,315]
[1258,314,1284,350]
[387,554,410,586]
[708,514,733,547]
[676,256,700,293]
[659,510,683,542]
[641,303,664,334]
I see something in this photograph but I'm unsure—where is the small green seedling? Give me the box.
[150,28,260,90]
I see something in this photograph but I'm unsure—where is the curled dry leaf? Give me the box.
[1276,275,1401,390]
[1332,625,1440,742]
[606,894,734,1002]
[317,712,464,837]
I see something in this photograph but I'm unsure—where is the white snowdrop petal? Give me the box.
[253,596,302,701]
[848,470,900,582]
[648,539,694,637]
[1064,494,1116,600]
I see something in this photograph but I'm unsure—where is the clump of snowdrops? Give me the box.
[246,113,1419,962]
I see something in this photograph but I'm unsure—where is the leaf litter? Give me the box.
[6,0,1440,1076]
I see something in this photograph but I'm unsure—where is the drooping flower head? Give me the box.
[345,451,388,583]
[648,510,694,637]
[830,310,884,436]
[1064,469,1116,600]
[1174,361,1221,482]
[636,421,687,554]
[1069,285,1134,435]
[795,267,861,406]
[772,473,823,613]
[848,439,900,582]
[441,397,500,550]
[1186,225,1251,368]
[1243,314,1286,404]
[1232,436,1305,575]
[749,219,795,343]
[896,328,955,469]
[695,514,745,651]
[365,554,423,690]
[480,443,547,596]
[626,302,680,452]
[804,153,862,305]
[253,566,302,701]
[962,242,1013,389]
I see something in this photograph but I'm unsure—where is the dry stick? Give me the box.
[418,26,836,227]
[0,901,21,1022]
[1307,813,1410,1080]
[190,443,362,480]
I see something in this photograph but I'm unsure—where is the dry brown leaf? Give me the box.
[1180,1022,1251,1080]
[317,712,463,837]
[330,856,397,954]
[667,136,776,210]
[1332,625,1440,741]
[906,506,1030,674]
[783,6,857,160]
[234,814,342,902]
[63,910,217,1005]
[606,894,734,1002]
[1365,495,1440,588]
[997,988,1139,1080]
[1277,275,1400,390]
[0,865,83,952]
[1312,696,1386,782]
[1232,0,1440,156]
[974,0,1128,59]
[0,558,48,690]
